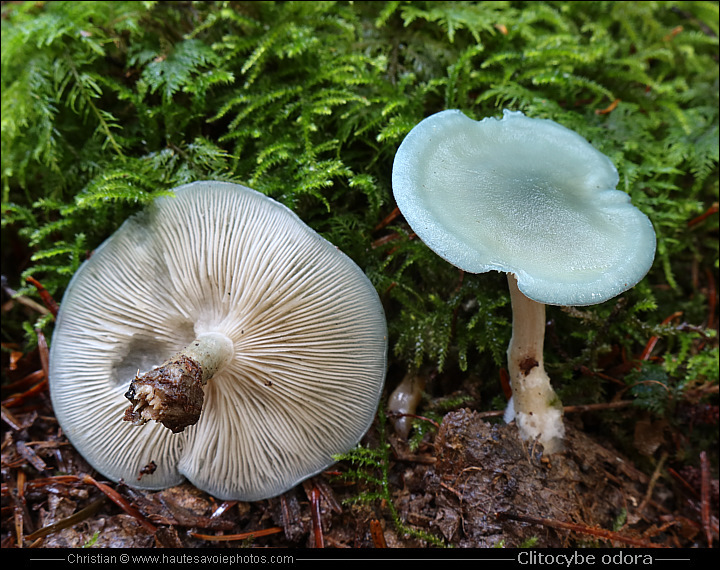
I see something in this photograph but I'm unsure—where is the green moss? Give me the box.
[2,0,718,471]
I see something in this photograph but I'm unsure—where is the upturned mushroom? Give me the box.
[49,181,387,501]
[392,109,656,453]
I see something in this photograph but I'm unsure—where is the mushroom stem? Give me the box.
[123,332,233,433]
[504,274,565,453]
[387,371,427,439]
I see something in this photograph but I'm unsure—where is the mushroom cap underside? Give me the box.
[392,109,656,306]
[49,181,388,501]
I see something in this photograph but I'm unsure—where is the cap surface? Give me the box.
[49,181,387,501]
[392,109,656,306]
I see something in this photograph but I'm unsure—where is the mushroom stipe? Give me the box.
[49,181,388,501]
[123,353,204,433]
[124,331,234,432]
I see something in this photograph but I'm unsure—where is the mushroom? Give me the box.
[391,109,655,453]
[49,181,387,501]
[387,370,427,439]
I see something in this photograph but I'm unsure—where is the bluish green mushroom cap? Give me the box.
[392,109,656,306]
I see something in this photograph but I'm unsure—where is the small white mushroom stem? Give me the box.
[179,332,234,382]
[123,332,233,433]
[505,274,565,454]
[388,371,426,439]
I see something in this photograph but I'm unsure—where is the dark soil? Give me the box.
[2,367,716,550]
[1,313,717,550]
